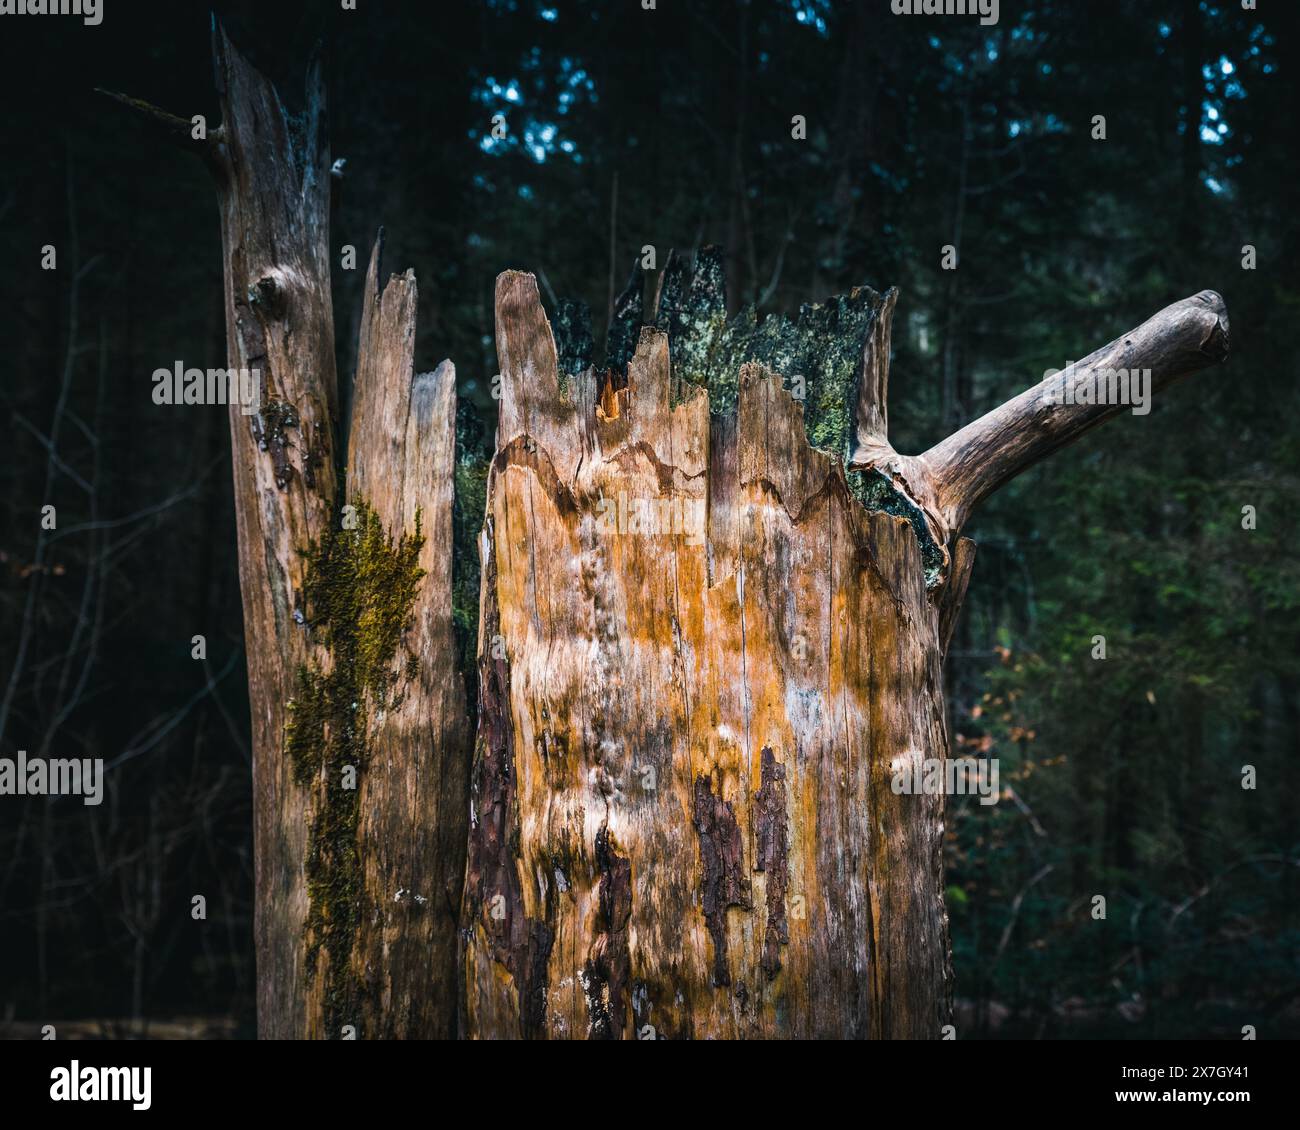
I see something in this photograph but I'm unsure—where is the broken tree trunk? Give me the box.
[102,29,470,1038]
[109,34,1231,1040]
[462,253,1228,1039]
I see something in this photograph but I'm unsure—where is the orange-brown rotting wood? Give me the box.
[463,271,958,1038]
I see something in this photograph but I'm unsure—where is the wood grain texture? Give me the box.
[339,237,471,1038]
[462,272,956,1038]
[209,26,338,1039]
[114,32,469,1038]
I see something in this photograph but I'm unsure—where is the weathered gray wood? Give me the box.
[105,29,469,1040]
[851,289,1230,566]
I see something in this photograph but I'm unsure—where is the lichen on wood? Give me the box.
[652,247,891,464]
[644,247,948,584]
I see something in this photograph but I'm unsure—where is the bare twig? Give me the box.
[95,89,224,176]
[1167,854,1297,929]
[992,863,1054,971]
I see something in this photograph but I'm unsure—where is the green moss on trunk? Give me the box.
[284,500,426,1035]
[654,247,888,466]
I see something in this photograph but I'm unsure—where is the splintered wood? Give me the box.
[110,24,1230,1043]
[463,271,956,1038]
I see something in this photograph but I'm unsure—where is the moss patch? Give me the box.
[651,249,946,583]
[284,499,426,1035]
[855,469,947,587]
[654,247,886,465]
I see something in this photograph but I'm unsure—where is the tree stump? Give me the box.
[461,263,963,1038]
[461,259,1228,1039]
[108,31,1230,1040]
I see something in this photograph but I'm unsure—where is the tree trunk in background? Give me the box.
[109,30,1230,1041]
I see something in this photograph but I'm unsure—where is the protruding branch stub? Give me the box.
[95,87,224,169]
[538,247,1230,591]
[850,288,1231,582]
[97,19,330,200]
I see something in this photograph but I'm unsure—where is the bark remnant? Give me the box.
[753,747,789,980]
[694,773,754,988]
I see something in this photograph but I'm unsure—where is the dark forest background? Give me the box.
[1,0,1297,1039]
